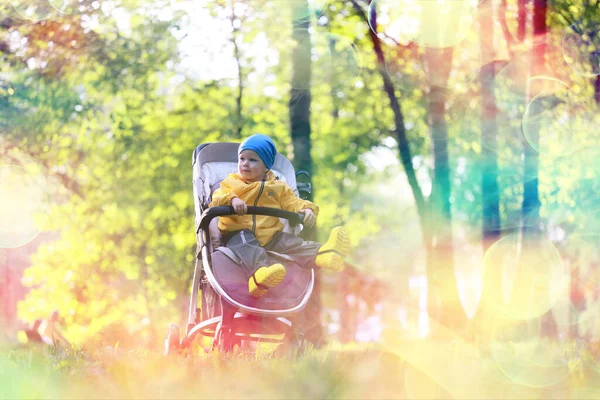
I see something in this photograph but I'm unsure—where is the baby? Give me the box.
[209,134,348,297]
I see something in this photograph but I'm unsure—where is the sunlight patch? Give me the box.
[0,164,48,248]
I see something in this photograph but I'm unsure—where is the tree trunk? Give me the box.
[229,0,244,139]
[350,0,467,332]
[518,0,527,42]
[522,0,546,236]
[290,6,313,179]
[479,1,502,257]
[350,0,428,238]
[328,35,341,120]
[424,47,465,330]
[595,75,600,105]
[472,0,502,336]
[289,0,323,346]
[497,0,515,58]
[523,0,557,337]
[350,0,432,265]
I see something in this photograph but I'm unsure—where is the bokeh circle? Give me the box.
[12,1,56,22]
[287,0,329,22]
[48,0,88,14]
[482,233,568,320]
[522,79,593,157]
[491,317,571,388]
[368,0,478,49]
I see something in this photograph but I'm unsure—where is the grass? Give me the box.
[3,339,600,399]
[0,342,406,399]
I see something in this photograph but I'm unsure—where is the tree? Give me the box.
[479,1,502,252]
[5,2,195,346]
[518,0,528,42]
[348,0,469,330]
[290,4,313,180]
[288,0,324,346]
[470,0,502,337]
[521,0,547,236]
[550,1,600,103]
[423,46,465,328]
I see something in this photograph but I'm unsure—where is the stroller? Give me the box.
[164,142,315,354]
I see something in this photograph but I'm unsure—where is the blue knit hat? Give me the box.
[238,134,277,170]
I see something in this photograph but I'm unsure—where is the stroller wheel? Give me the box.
[164,324,181,356]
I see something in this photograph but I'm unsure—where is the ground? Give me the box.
[2,339,600,399]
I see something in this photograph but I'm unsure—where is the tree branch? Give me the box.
[348,0,427,220]
[229,0,244,139]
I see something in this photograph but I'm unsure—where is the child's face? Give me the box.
[238,149,268,182]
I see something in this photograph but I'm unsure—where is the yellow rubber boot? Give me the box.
[315,226,349,271]
[249,263,286,298]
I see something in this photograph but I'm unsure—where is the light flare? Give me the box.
[0,164,48,248]
[368,0,478,49]
[481,233,568,320]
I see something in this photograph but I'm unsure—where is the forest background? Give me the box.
[1,0,600,358]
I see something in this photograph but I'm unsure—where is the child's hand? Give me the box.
[231,197,247,216]
[300,209,316,227]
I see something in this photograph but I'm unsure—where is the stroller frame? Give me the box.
[165,142,315,354]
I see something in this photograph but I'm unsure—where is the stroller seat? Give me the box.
[196,142,314,313]
[211,251,312,310]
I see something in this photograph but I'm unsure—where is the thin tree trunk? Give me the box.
[595,75,600,105]
[424,47,464,329]
[522,0,546,236]
[350,0,427,229]
[229,0,244,139]
[350,0,467,331]
[523,0,558,337]
[289,0,323,346]
[592,28,600,104]
[497,0,515,58]
[479,2,501,253]
[290,13,313,178]
[349,0,433,268]
[472,0,502,336]
[518,0,528,42]
[329,35,341,120]
[233,39,244,138]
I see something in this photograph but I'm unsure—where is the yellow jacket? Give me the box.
[209,171,319,245]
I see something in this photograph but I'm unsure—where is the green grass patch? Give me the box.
[3,340,600,399]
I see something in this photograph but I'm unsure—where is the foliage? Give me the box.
[0,0,600,345]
